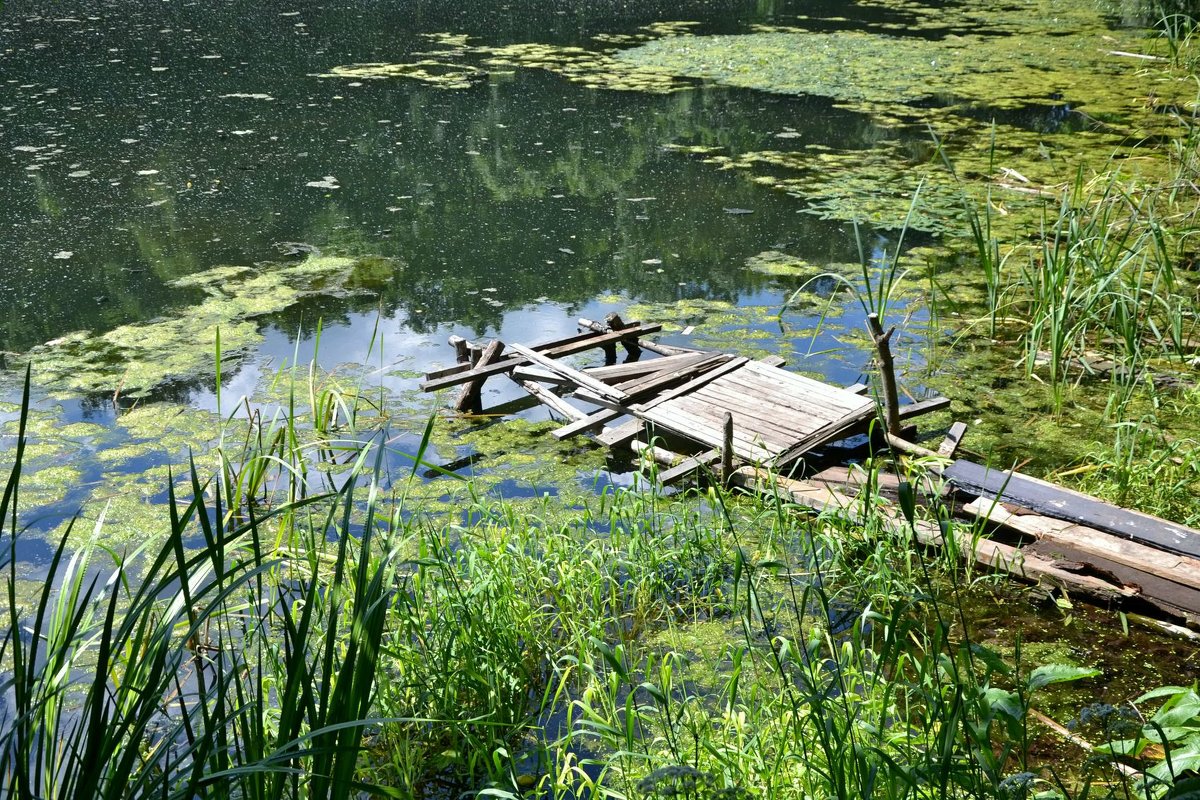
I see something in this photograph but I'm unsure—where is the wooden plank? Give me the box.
[577,317,706,358]
[945,459,1200,558]
[731,466,1141,606]
[635,357,749,412]
[758,355,787,368]
[897,396,952,420]
[583,353,704,383]
[507,376,587,422]
[938,421,969,458]
[844,382,869,395]
[571,353,729,412]
[454,340,504,413]
[643,405,777,462]
[511,365,572,386]
[596,419,642,448]
[420,323,662,391]
[964,497,1200,593]
[426,327,627,381]
[508,343,630,402]
[551,407,623,440]
[656,449,722,485]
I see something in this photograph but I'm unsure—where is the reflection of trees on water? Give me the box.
[0,0,910,352]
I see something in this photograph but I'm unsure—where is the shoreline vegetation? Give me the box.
[4,3,1200,799]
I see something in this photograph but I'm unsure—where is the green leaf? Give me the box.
[1027,664,1100,691]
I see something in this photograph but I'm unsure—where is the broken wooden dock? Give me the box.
[421,315,1200,634]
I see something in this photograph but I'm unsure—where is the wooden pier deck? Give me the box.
[421,315,1200,635]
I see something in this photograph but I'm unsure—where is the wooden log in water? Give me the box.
[454,339,504,413]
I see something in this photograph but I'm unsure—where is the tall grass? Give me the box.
[2,359,1197,798]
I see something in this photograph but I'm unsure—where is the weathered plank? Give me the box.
[508,343,629,402]
[655,449,722,485]
[508,375,587,422]
[897,396,952,420]
[552,407,623,440]
[426,326,631,381]
[964,497,1200,593]
[583,353,708,383]
[938,421,969,458]
[421,323,662,391]
[596,419,643,448]
[574,353,728,410]
[945,459,1200,558]
[731,466,1141,606]
[636,357,750,412]
[577,317,705,357]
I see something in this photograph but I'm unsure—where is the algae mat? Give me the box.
[15,254,392,399]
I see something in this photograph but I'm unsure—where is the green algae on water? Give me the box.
[18,254,391,398]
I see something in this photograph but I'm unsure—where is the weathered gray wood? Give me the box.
[964,497,1200,593]
[844,382,869,396]
[583,353,705,383]
[508,375,587,422]
[573,353,727,410]
[448,335,471,363]
[721,412,735,484]
[656,449,722,485]
[945,459,1200,558]
[866,313,902,435]
[453,340,504,413]
[636,357,750,412]
[552,407,623,440]
[421,323,662,391]
[507,343,630,403]
[897,396,952,420]
[938,421,969,458]
[732,466,1141,606]
[596,419,643,448]
[577,317,706,358]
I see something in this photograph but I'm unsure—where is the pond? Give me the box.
[0,0,1194,560]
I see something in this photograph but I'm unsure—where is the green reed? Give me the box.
[2,359,1197,798]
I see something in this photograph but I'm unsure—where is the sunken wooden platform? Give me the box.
[421,315,1200,635]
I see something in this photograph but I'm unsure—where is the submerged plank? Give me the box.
[945,460,1200,558]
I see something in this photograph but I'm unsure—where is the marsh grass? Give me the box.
[2,357,1198,797]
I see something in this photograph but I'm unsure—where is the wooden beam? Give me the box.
[945,459,1200,559]
[964,497,1200,593]
[453,339,504,413]
[507,343,630,402]
[938,421,968,458]
[655,449,722,485]
[421,323,662,391]
[577,317,706,357]
[596,419,643,448]
[552,407,623,440]
[898,396,952,420]
[507,376,587,422]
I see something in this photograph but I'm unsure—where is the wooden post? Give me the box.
[454,339,504,413]
[606,312,642,359]
[448,335,471,364]
[721,412,734,485]
[866,313,903,437]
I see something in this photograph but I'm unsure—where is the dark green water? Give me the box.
[0,0,905,357]
[0,0,1177,548]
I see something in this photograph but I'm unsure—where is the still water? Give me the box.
[0,0,1172,554]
